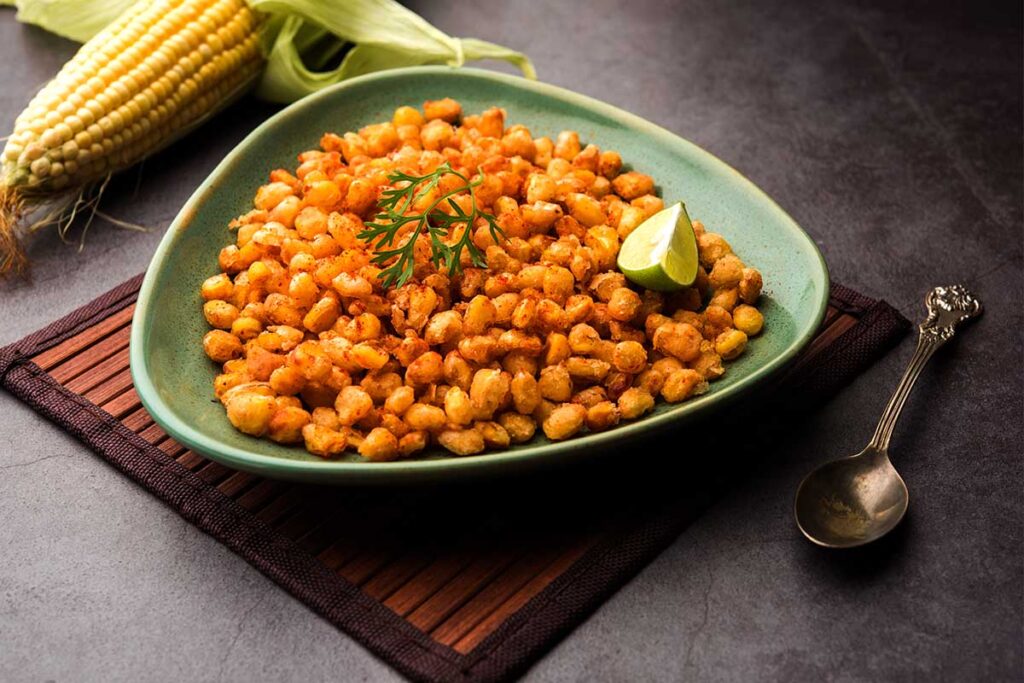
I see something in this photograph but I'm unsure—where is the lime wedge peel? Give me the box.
[617,201,699,292]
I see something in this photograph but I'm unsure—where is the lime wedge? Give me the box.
[617,201,699,291]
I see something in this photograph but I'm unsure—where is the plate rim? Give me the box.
[130,65,830,482]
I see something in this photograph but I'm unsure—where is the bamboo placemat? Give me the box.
[0,275,908,682]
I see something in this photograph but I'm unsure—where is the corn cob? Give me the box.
[1,0,264,274]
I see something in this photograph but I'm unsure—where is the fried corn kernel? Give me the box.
[542,403,587,440]
[302,423,348,458]
[617,387,655,419]
[201,102,764,459]
[203,330,243,363]
[393,105,424,128]
[290,342,333,383]
[424,98,462,123]
[498,329,543,356]
[379,413,410,440]
[571,386,608,408]
[245,345,286,381]
[732,304,764,336]
[568,323,600,354]
[201,274,234,301]
[692,345,725,381]
[607,288,642,322]
[661,369,706,403]
[335,386,374,426]
[564,294,595,325]
[708,287,739,312]
[708,254,744,290]
[611,171,654,200]
[598,151,623,179]
[525,173,556,204]
[543,266,575,302]
[476,421,511,449]
[498,412,536,443]
[404,403,447,432]
[538,365,573,402]
[203,300,239,330]
[406,351,445,386]
[231,316,263,341]
[225,391,276,437]
[631,194,664,219]
[438,428,486,455]
[492,292,520,324]
[612,341,648,374]
[443,351,474,390]
[424,310,463,345]
[566,356,611,382]
[503,350,538,376]
[214,372,252,399]
[470,368,511,420]
[444,386,475,426]
[351,342,389,370]
[400,430,429,456]
[383,385,416,415]
[268,406,311,444]
[616,206,647,239]
[458,335,498,364]
[554,131,581,160]
[566,193,606,227]
[361,371,403,403]
[634,368,666,395]
[359,427,400,461]
[739,267,763,304]
[341,313,383,343]
[311,407,341,430]
[270,366,306,396]
[511,371,541,415]
[702,306,733,341]
[697,232,732,269]
[715,329,748,360]
[542,333,571,366]
[604,370,633,400]
[464,295,496,334]
[652,322,702,362]
[586,401,620,432]
[303,297,340,333]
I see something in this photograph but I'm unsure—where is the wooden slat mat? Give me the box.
[0,275,908,682]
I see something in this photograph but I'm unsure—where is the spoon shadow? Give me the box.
[798,511,911,582]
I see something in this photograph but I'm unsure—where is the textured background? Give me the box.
[0,0,1021,680]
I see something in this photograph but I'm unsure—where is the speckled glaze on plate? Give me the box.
[130,66,829,484]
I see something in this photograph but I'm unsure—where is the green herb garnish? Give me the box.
[358,162,503,289]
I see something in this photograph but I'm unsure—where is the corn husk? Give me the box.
[9,0,536,102]
[9,0,135,41]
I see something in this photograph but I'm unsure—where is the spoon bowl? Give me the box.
[793,285,981,548]
[794,447,908,548]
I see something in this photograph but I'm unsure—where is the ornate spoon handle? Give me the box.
[868,285,982,452]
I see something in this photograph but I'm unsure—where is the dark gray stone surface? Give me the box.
[0,0,1020,680]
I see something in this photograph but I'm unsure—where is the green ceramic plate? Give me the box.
[130,66,829,484]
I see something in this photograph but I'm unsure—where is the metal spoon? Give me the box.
[794,285,982,548]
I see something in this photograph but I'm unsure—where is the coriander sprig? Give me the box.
[357,162,503,289]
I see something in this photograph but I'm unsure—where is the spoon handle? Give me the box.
[868,285,982,451]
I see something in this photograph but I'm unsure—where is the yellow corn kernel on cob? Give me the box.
[2,0,263,195]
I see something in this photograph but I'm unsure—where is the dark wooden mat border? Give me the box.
[0,275,909,683]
